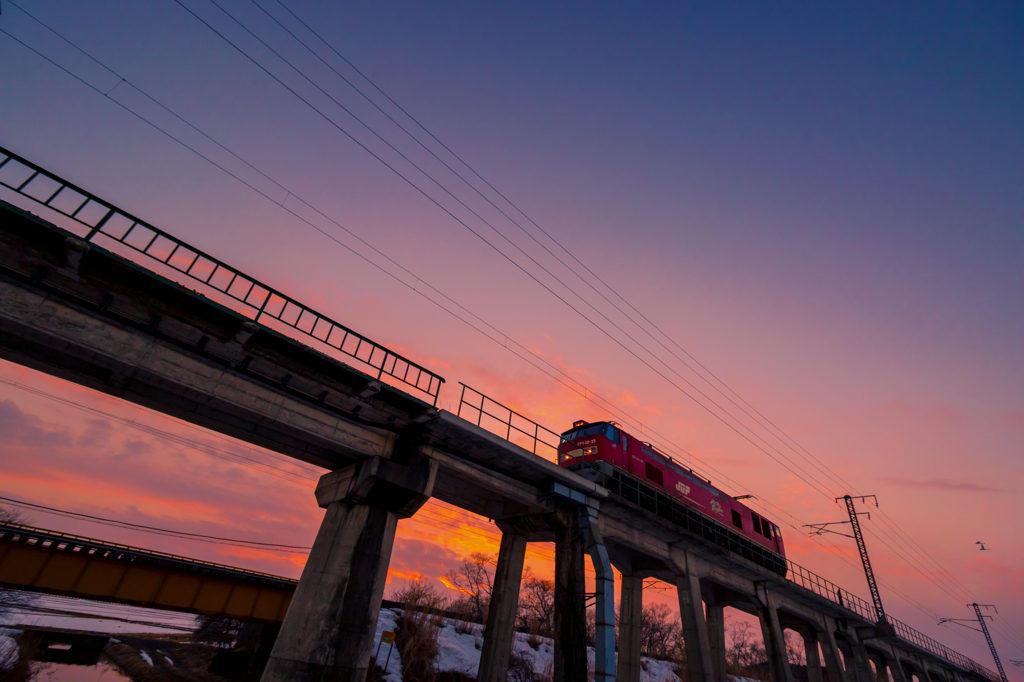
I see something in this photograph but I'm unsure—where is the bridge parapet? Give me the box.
[0,145,444,405]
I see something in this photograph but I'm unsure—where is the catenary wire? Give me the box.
[0,495,311,552]
[171,0,852,503]
[0,11,1003,643]
[264,0,863,503]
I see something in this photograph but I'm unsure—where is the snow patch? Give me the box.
[0,629,19,671]
[139,650,154,667]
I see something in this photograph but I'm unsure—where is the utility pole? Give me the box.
[972,604,1008,682]
[939,605,1008,682]
[805,494,889,628]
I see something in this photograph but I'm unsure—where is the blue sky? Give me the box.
[1,0,1022,670]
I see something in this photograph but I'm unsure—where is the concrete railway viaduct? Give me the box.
[0,146,1001,682]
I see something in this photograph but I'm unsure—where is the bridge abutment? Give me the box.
[261,456,436,682]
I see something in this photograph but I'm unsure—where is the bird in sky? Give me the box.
[976,541,991,551]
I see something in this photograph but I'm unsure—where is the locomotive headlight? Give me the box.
[583,446,598,456]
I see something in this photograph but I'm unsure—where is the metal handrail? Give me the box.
[890,616,1000,681]
[0,146,444,405]
[0,522,295,585]
[786,559,876,621]
[456,383,564,462]
[451,385,997,679]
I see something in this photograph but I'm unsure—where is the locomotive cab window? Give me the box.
[731,510,743,529]
[762,522,772,540]
[751,513,762,535]
[644,463,664,486]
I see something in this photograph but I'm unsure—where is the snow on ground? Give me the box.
[373,609,699,682]
[373,608,403,680]
[0,628,20,671]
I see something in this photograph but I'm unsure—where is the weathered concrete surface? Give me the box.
[707,602,729,682]
[262,459,435,682]
[478,532,528,682]
[553,505,587,682]
[615,568,644,682]
[674,550,715,682]
[757,591,796,682]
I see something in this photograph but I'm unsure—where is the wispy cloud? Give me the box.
[877,476,1001,493]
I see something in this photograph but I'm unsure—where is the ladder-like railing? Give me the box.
[453,383,1001,681]
[0,145,444,404]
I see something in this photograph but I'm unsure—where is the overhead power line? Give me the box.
[0,495,312,552]
[1,5,1010,646]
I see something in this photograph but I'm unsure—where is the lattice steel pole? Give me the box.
[841,494,887,625]
[972,603,1008,682]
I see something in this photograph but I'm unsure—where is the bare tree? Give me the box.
[444,552,495,623]
[726,620,768,679]
[640,603,679,661]
[785,630,805,667]
[517,574,554,636]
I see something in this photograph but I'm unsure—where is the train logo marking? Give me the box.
[710,500,723,515]
[675,481,691,496]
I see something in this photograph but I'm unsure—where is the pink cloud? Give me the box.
[877,476,1001,493]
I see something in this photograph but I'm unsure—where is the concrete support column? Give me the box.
[867,654,889,682]
[847,637,876,682]
[477,532,528,682]
[887,655,909,682]
[801,630,824,682]
[818,620,848,682]
[706,603,728,682]
[757,592,796,682]
[553,505,587,682]
[616,569,643,682]
[579,505,615,682]
[674,552,714,682]
[261,457,436,682]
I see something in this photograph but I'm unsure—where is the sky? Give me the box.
[0,0,1022,673]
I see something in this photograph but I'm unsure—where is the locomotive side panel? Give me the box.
[559,420,786,559]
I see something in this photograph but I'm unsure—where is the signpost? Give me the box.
[375,630,397,673]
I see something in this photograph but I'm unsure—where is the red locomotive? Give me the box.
[558,420,787,574]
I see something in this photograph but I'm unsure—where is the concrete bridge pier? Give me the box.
[261,456,437,682]
[888,652,910,682]
[477,530,528,682]
[705,593,729,682]
[867,651,892,682]
[579,505,615,682]
[672,550,715,682]
[613,558,644,682]
[756,589,796,682]
[845,631,877,682]
[553,504,589,682]
[817,617,849,682]
[799,628,825,682]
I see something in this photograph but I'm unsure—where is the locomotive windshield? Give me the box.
[561,423,617,442]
